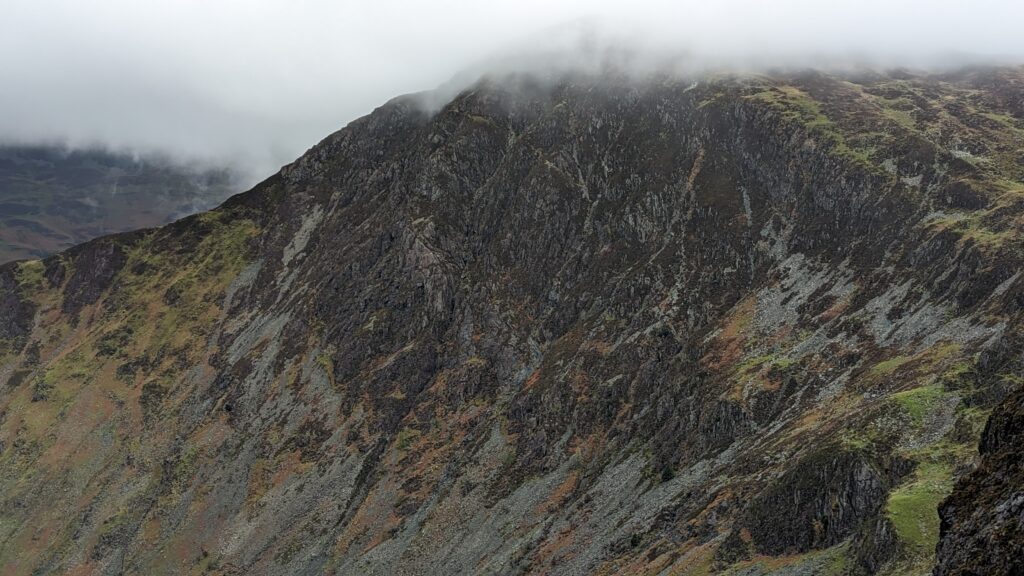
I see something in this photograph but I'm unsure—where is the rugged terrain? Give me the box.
[0,145,238,263]
[934,385,1024,575]
[0,67,1022,575]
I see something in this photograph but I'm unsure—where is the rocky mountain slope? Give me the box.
[934,385,1024,576]
[0,145,238,263]
[0,67,1022,575]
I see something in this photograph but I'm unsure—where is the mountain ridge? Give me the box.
[1,66,1022,575]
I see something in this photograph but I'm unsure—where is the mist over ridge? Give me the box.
[2,0,1023,184]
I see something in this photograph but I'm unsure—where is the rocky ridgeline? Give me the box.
[0,68,1022,575]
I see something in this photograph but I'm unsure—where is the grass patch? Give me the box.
[941,360,974,383]
[892,384,945,427]
[875,98,919,131]
[736,353,795,375]
[925,212,1018,251]
[15,259,45,291]
[871,342,963,381]
[871,355,913,377]
[885,459,953,553]
[980,111,1024,131]
[36,348,100,400]
[839,417,891,452]
[395,427,421,451]
[749,86,830,129]
[315,352,336,388]
[747,85,877,168]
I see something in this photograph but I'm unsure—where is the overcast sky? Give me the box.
[2,0,1023,184]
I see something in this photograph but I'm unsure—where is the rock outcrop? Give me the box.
[935,385,1024,576]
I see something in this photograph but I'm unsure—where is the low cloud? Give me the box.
[2,0,1022,184]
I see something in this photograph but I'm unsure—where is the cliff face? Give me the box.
[935,385,1024,576]
[0,68,1022,576]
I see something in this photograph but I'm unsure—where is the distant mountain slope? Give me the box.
[0,67,1022,576]
[0,146,239,262]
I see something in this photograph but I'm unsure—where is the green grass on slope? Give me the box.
[886,459,954,551]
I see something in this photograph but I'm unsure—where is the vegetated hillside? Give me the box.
[0,67,1022,576]
[0,145,239,263]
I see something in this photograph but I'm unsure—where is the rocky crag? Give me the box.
[1,67,1022,575]
[935,385,1024,576]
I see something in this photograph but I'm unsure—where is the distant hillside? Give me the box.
[0,146,240,262]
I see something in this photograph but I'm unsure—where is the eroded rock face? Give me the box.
[59,237,131,316]
[719,448,897,561]
[0,266,36,354]
[936,386,1024,576]
[0,68,1022,575]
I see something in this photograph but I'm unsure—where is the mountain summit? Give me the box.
[1,67,1022,575]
